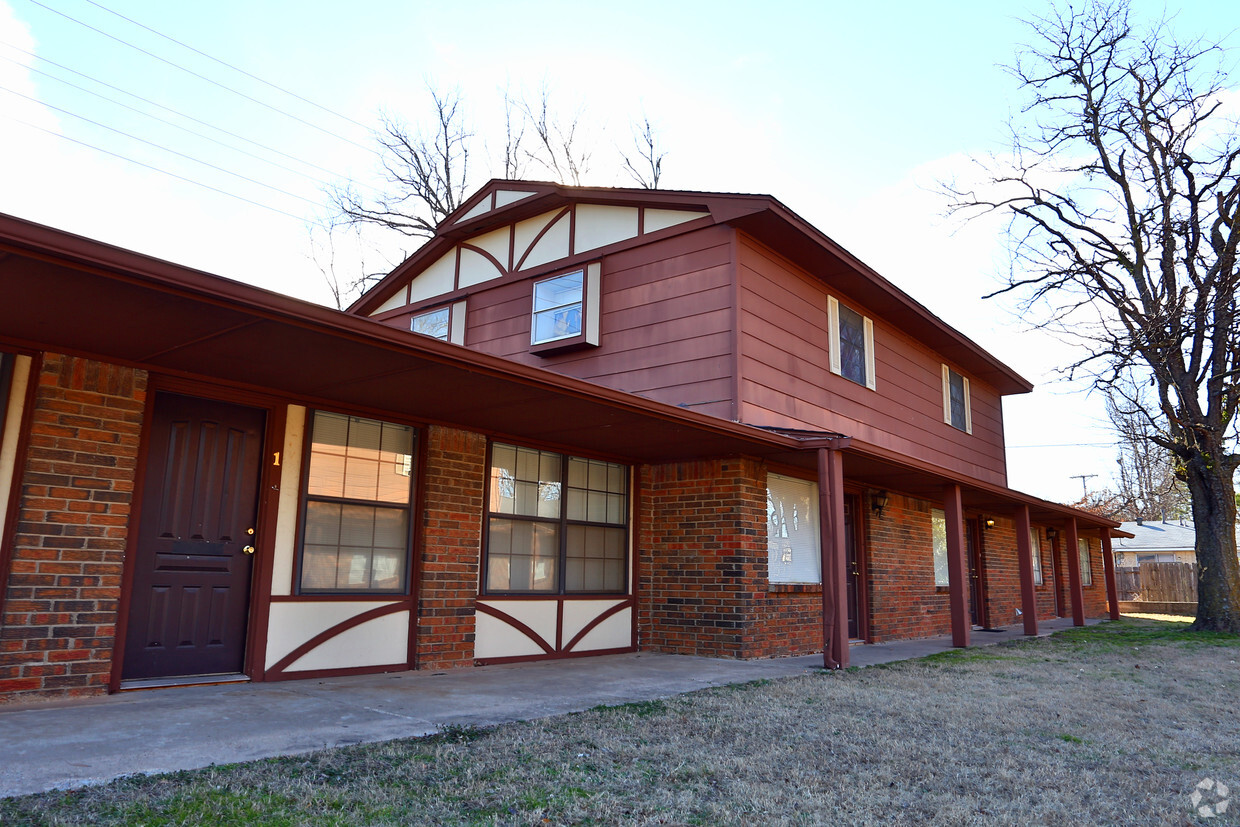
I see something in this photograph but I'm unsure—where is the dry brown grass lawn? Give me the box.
[2,618,1238,826]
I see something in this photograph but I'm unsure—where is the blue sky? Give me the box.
[1,0,1237,502]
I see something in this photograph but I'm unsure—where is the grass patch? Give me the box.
[3,619,1237,826]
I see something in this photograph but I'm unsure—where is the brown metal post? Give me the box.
[1014,505,1039,636]
[816,447,848,669]
[1100,529,1120,620]
[1064,517,1085,626]
[943,484,970,647]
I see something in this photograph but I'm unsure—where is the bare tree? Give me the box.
[329,87,471,240]
[950,1,1240,630]
[621,117,666,189]
[516,84,593,186]
[1107,392,1192,522]
[307,220,392,310]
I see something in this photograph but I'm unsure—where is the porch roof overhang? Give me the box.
[0,212,1115,533]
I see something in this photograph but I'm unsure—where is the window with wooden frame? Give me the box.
[485,442,628,594]
[942,365,972,433]
[297,410,416,594]
[411,300,467,344]
[827,296,876,389]
[1078,537,1093,586]
[1029,526,1043,586]
[530,263,600,354]
[930,508,950,586]
[766,473,821,584]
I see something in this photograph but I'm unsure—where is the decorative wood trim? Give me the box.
[458,242,509,281]
[475,645,635,666]
[563,599,632,652]
[475,601,555,655]
[265,602,408,677]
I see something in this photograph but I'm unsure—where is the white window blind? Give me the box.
[767,473,821,584]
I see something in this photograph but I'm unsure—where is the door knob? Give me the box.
[242,545,256,555]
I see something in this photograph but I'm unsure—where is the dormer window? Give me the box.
[530,263,601,355]
[827,296,876,390]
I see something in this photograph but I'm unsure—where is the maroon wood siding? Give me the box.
[434,226,738,421]
[735,235,1009,486]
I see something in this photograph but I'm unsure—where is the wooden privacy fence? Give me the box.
[1116,562,1197,604]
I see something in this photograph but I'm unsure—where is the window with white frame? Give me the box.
[530,263,600,351]
[1078,537,1093,586]
[298,411,415,593]
[411,300,466,344]
[942,365,972,433]
[828,296,876,389]
[485,443,628,593]
[931,508,950,586]
[766,473,821,584]
[1029,526,1043,585]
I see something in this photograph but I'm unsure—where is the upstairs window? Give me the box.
[411,300,466,344]
[942,366,972,433]
[828,296,876,390]
[298,411,416,594]
[766,473,821,584]
[530,263,601,354]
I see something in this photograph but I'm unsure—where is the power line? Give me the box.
[0,52,337,191]
[83,0,372,134]
[24,0,377,154]
[3,115,309,222]
[1007,443,1114,449]
[1,84,322,207]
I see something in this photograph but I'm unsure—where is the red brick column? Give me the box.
[639,457,767,658]
[415,426,485,670]
[0,354,145,701]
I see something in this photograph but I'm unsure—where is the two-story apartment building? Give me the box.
[0,181,1120,703]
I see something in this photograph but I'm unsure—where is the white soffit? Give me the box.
[370,286,408,316]
[408,250,457,304]
[644,208,709,233]
[575,204,638,253]
[521,211,572,270]
[494,189,537,208]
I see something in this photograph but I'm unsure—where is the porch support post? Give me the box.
[816,446,848,669]
[1064,517,1085,626]
[943,483,970,648]
[1014,505,1039,636]
[1100,529,1120,620]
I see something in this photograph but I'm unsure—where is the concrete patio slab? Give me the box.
[0,616,1096,798]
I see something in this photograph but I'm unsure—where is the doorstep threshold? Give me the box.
[120,673,250,692]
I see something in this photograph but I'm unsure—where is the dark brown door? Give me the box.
[122,393,265,680]
[1050,537,1066,617]
[966,520,985,628]
[844,495,863,639]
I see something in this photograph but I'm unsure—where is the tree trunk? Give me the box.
[1184,456,1240,632]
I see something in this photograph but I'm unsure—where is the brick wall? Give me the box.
[415,425,484,669]
[1,354,145,701]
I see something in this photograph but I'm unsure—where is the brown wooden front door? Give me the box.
[844,495,864,640]
[965,520,986,628]
[122,393,265,680]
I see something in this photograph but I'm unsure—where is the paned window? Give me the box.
[532,270,584,344]
[931,508,950,586]
[942,365,972,433]
[1078,537,1093,586]
[828,296,876,390]
[298,411,415,593]
[486,443,628,594]
[1030,526,1043,586]
[411,300,466,344]
[411,306,450,340]
[767,473,821,584]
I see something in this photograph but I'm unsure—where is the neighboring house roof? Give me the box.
[349,180,1034,396]
[1113,521,1240,553]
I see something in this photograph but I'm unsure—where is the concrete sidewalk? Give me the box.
[0,616,1093,798]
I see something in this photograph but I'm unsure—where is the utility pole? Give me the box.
[1070,474,1097,498]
